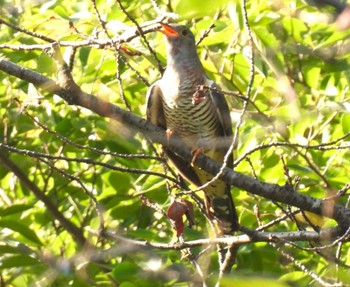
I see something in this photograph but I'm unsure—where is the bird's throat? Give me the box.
[164,60,206,92]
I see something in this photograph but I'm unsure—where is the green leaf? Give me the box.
[55,118,73,135]
[175,0,228,19]
[0,243,33,255]
[304,66,321,89]
[110,202,139,221]
[0,255,40,269]
[119,282,138,287]
[54,6,70,20]
[282,16,309,43]
[341,114,350,134]
[0,204,32,216]
[279,271,308,285]
[107,172,132,195]
[220,276,291,287]
[317,29,350,49]
[112,261,139,281]
[2,1,350,285]
[79,47,91,70]
[200,24,235,46]
[0,220,42,245]
[39,0,57,13]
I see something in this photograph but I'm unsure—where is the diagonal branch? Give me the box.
[0,152,87,247]
[1,57,350,233]
[98,227,341,249]
[0,17,161,51]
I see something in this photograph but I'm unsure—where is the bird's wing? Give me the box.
[146,82,202,186]
[204,80,238,234]
[206,79,234,168]
[146,82,167,129]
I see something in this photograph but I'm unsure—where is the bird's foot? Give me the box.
[166,129,174,141]
[191,146,204,166]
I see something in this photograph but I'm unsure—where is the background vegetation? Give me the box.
[1,0,350,286]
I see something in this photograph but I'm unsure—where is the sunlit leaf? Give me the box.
[341,114,350,134]
[0,220,42,245]
[0,255,41,269]
[220,276,291,287]
[1,0,350,285]
[0,204,32,216]
[112,261,139,281]
[175,0,229,19]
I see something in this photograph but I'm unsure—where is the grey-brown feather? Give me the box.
[146,24,239,234]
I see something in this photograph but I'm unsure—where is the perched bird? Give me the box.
[146,23,239,235]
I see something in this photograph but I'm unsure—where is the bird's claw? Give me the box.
[191,147,204,166]
[166,129,174,142]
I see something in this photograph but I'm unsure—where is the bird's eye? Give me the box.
[181,29,188,36]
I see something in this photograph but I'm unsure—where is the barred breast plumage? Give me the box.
[162,85,222,148]
[146,23,239,235]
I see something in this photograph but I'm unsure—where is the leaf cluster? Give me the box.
[1,0,350,286]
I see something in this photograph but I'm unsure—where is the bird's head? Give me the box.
[158,23,198,64]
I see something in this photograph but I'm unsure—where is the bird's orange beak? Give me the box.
[159,23,178,38]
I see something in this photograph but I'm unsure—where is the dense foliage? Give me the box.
[1,0,350,286]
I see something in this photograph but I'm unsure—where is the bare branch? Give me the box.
[0,152,87,246]
[235,139,350,166]
[38,156,105,231]
[0,17,55,43]
[1,58,350,233]
[274,243,344,287]
[97,227,341,250]
[25,112,164,162]
[0,18,162,51]
[195,24,216,46]
[0,143,178,183]
[115,0,163,73]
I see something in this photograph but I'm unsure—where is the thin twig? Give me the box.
[273,243,344,287]
[25,111,164,161]
[0,143,179,183]
[91,0,131,110]
[1,58,350,229]
[217,0,255,276]
[0,19,162,51]
[235,139,350,166]
[115,0,163,74]
[39,157,105,231]
[0,152,87,246]
[0,17,55,43]
[95,228,341,250]
[196,24,216,46]
[139,194,167,217]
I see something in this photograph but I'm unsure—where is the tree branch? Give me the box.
[0,143,177,183]
[97,227,341,250]
[0,17,162,51]
[0,152,87,247]
[1,57,350,234]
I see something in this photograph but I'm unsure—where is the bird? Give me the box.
[146,23,239,235]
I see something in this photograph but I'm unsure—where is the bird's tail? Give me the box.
[204,183,239,235]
